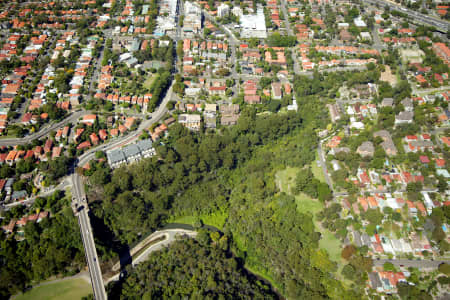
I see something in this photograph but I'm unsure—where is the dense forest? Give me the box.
[87,71,379,298]
[108,238,277,299]
[0,196,85,299]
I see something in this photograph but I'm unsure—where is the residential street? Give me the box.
[374,259,450,269]
[0,110,91,147]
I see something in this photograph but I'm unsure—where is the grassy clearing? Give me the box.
[169,210,228,230]
[143,74,158,89]
[319,230,342,262]
[275,168,343,266]
[15,277,91,300]
[311,153,326,183]
[244,263,284,294]
[274,167,298,193]
[295,193,323,216]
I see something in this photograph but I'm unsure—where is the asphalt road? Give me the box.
[3,177,72,209]
[72,172,107,300]
[318,139,335,194]
[374,259,450,269]
[364,0,449,32]
[279,0,301,74]
[0,110,90,147]
[107,229,197,283]
[131,229,197,266]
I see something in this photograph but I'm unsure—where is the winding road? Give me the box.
[107,229,197,284]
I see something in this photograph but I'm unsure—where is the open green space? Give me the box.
[311,152,326,183]
[168,210,228,230]
[319,229,343,262]
[15,277,91,300]
[295,192,323,216]
[143,74,158,90]
[275,167,342,264]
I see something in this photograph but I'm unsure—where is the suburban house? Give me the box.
[178,114,201,131]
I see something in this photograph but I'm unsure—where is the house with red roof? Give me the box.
[419,155,430,164]
[77,140,91,150]
[74,128,84,142]
[358,171,371,185]
[110,128,119,137]
[358,197,369,212]
[327,136,342,148]
[21,113,33,125]
[99,129,108,141]
[90,133,99,145]
[82,114,97,125]
[52,147,62,158]
[435,158,445,168]
[44,139,53,153]
[416,202,427,216]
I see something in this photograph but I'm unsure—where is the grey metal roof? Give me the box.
[123,144,140,158]
[107,149,126,164]
[11,190,27,200]
[353,231,362,247]
[136,139,153,152]
[369,272,382,289]
[5,178,14,188]
[361,233,372,246]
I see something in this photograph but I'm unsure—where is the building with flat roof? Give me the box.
[217,3,230,18]
[184,1,202,33]
[240,8,267,38]
[179,114,201,130]
[154,0,178,35]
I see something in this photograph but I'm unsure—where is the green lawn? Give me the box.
[295,192,323,216]
[143,74,158,90]
[15,277,91,300]
[319,229,342,263]
[311,153,326,183]
[274,167,298,194]
[169,210,228,230]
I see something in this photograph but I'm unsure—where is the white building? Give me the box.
[184,1,202,33]
[240,8,267,38]
[217,3,230,18]
[354,16,367,27]
[232,6,242,17]
[287,99,298,111]
[154,0,178,36]
[360,32,371,40]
